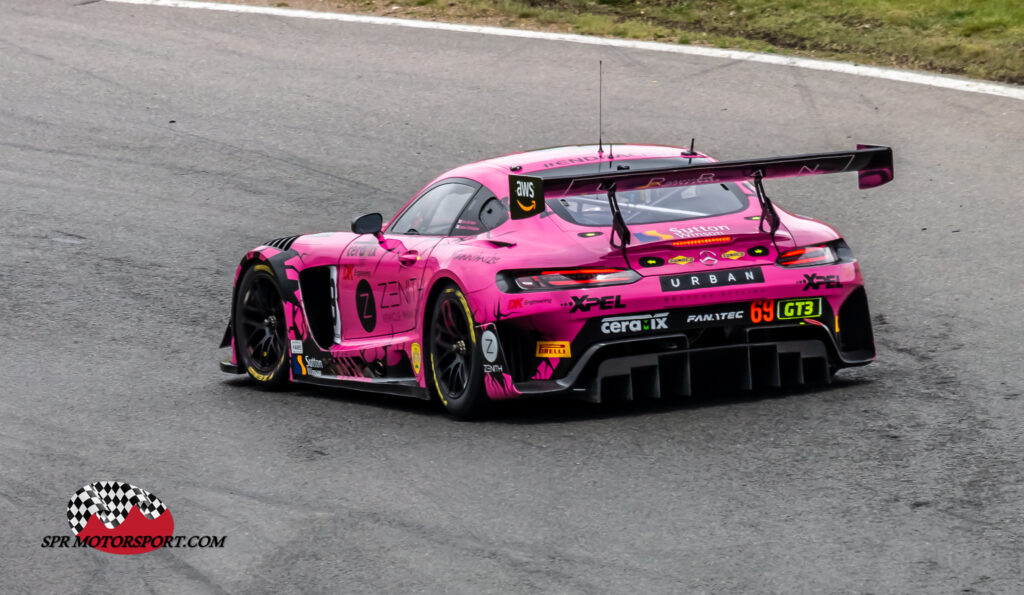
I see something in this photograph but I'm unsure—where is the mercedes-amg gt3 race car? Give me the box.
[220,142,893,418]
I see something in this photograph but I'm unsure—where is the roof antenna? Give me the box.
[598,61,604,159]
[684,137,696,164]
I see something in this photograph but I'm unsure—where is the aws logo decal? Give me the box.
[66,482,174,555]
[509,175,545,220]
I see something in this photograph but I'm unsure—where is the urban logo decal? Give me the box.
[43,481,226,554]
[66,481,174,554]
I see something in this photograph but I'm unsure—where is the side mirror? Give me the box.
[351,213,383,235]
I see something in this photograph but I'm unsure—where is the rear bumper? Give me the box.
[508,319,872,402]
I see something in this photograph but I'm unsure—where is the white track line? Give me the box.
[107,0,1023,101]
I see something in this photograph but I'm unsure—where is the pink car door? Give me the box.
[339,180,479,339]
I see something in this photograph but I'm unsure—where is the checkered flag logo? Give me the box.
[67,481,169,536]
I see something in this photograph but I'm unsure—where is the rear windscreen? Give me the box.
[547,183,749,227]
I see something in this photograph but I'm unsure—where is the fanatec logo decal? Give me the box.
[45,481,226,554]
[600,312,669,334]
[686,310,745,323]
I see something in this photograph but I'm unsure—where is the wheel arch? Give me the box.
[223,249,294,361]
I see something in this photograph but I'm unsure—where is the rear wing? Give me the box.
[507,144,892,219]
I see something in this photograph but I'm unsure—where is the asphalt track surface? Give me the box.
[2,1,1023,592]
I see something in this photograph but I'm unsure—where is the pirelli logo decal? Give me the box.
[660,267,765,292]
[536,341,571,358]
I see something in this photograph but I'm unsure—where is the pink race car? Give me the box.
[220,143,893,418]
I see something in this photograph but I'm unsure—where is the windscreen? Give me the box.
[547,183,748,227]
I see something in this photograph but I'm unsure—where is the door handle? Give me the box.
[398,251,419,266]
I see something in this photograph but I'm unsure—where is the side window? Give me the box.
[388,183,476,236]
[453,195,507,237]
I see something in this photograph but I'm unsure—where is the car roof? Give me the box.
[435,144,713,193]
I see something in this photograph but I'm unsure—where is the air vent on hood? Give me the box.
[264,235,300,251]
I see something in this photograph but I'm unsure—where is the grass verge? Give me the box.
[209,0,1023,85]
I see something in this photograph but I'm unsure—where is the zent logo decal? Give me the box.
[480,330,499,363]
[355,279,377,332]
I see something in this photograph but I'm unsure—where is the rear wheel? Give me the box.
[428,285,489,419]
[234,264,288,388]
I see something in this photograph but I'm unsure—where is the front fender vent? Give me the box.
[264,235,301,251]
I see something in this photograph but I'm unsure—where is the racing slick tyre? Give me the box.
[234,264,289,389]
[428,284,490,420]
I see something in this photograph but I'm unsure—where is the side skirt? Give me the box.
[292,375,430,400]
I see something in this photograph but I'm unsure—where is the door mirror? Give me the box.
[351,213,383,235]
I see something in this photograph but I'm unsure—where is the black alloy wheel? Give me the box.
[235,265,288,388]
[428,285,488,419]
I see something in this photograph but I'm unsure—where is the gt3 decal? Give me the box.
[777,297,823,319]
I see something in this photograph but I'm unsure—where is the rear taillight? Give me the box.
[498,268,641,292]
[776,243,839,267]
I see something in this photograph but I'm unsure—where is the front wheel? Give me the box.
[234,264,289,389]
[427,285,489,419]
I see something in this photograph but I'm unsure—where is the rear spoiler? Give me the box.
[506,144,893,263]
[540,144,893,198]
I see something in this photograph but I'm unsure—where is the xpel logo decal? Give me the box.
[802,273,842,291]
[566,295,625,313]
